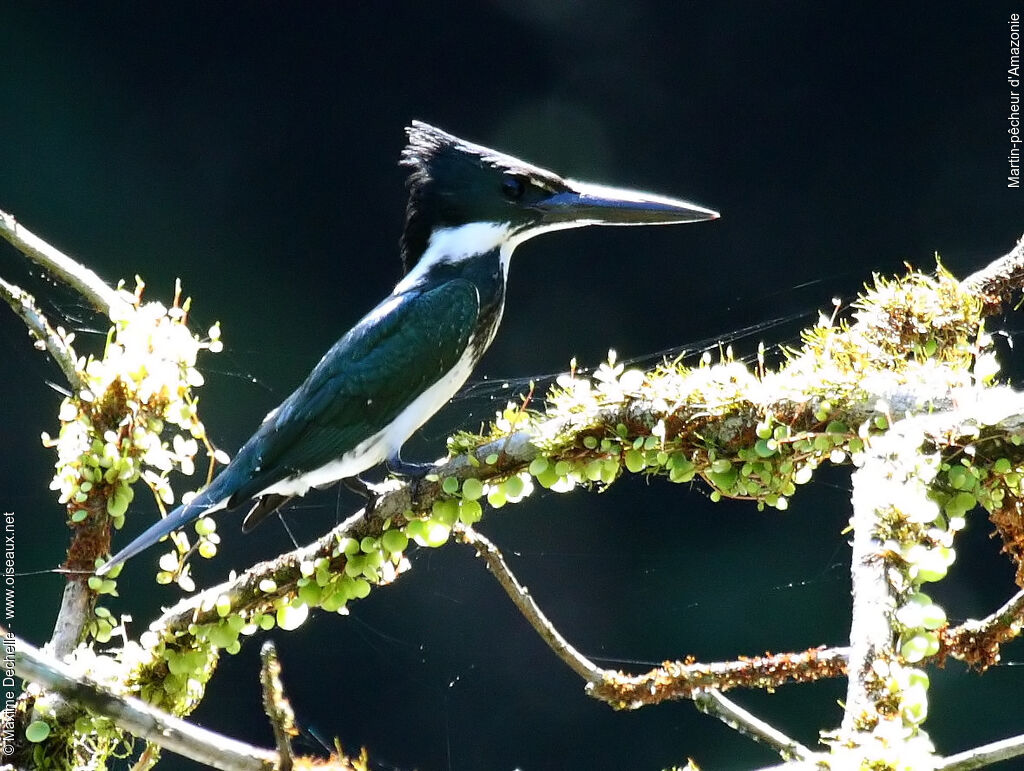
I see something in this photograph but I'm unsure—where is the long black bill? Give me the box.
[536,179,720,226]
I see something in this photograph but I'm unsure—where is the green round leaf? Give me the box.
[25,721,50,743]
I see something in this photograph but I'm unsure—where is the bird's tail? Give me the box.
[96,480,232,575]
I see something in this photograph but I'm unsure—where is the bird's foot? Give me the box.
[385,455,436,478]
[386,454,437,501]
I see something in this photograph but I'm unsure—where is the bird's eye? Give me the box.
[501,175,526,200]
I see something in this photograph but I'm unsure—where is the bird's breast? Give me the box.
[380,340,481,455]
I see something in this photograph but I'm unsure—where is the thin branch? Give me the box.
[5,627,277,771]
[0,209,129,316]
[259,641,295,771]
[936,732,1024,770]
[587,647,849,709]
[456,523,848,713]
[455,524,602,683]
[961,233,1024,316]
[0,277,82,390]
[940,587,1024,670]
[694,690,817,762]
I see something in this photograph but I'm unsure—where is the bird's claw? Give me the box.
[386,455,437,502]
[385,455,436,477]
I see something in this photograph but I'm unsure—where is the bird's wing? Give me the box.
[224,278,481,505]
[97,280,480,575]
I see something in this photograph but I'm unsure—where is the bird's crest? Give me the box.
[399,121,566,272]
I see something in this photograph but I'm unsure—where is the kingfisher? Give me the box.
[98,121,719,574]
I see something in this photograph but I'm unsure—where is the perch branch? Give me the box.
[152,434,537,634]
[152,372,951,638]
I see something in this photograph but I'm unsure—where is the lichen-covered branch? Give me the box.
[838,390,1024,767]
[0,275,93,661]
[2,213,229,764]
[258,642,296,771]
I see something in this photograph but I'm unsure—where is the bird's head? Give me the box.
[398,121,719,274]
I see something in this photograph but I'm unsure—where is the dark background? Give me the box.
[3,2,1023,769]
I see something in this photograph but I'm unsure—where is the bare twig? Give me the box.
[456,523,848,713]
[941,588,1024,670]
[460,522,843,761]
[694,690,817,762]
[4,626,277,771]
[936,732,1024,770]
[455,524,602,683]
[0,277,82,390]
[0,209,129,316]
[259,641,295,771]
